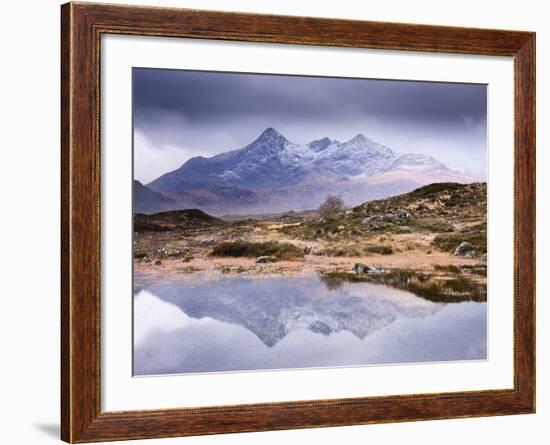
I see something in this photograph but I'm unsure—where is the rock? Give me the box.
[255,256,279,264]
[154,260,162,266]
[416,203,430,212]
[309,320,332,336]
[454,242,477,257]
[363,211,408,224]
[353,263,384,274]
[154,247,168,257]
[481,253,487,262]
[200,238,216,246]
[394,209,411,219]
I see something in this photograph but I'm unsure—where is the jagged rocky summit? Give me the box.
[136,128,478,215]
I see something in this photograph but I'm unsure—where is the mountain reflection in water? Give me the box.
[133,272,486,376]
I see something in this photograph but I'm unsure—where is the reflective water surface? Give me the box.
[133,273,486,375]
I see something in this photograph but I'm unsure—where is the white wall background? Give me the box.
[0,1,545,444]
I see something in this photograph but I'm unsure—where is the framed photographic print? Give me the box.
[61,2,535,442]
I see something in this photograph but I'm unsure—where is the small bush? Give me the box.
[211,241,304,260]
[364,245,394,255]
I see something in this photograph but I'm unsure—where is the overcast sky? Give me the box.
[133,68,487,183]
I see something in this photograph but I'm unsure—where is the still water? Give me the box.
[133,273,486,376]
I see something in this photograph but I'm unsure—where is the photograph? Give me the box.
[132,68,488,376]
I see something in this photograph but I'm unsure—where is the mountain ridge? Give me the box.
[137,128,479,215]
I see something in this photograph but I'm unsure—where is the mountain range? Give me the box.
[135,128,478,215]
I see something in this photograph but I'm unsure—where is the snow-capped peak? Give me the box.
[346,133,372,144]
[148,127,461,194]
[390,153,445,170]
[254,127,288,146]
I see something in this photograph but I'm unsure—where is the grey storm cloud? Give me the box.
[134,68,486,124]
[133,68,487,183]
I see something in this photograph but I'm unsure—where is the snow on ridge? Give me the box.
[149,127,460,192]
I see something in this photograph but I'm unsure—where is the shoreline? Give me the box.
[134,252,485,283]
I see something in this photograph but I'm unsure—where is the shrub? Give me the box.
[211,241,304,260]
[364,245,393,255]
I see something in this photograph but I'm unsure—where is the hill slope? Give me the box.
[281,182,487,254]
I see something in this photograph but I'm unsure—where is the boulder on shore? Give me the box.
[256,256,279,264]
[353,263,384,274]
[454,241,477,257]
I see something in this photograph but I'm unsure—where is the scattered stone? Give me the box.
[255,256,279,264]
[154,260,162,266]
[416,203,430,212]
[154,247,168,257]
[394,209,411,219]
[353,263,384,274]
[167,250,186,258]
[454,241,477,257]
[200,238,216,246]
[363,210,409,224]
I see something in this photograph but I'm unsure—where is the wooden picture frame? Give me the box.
[61,2,535,442]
